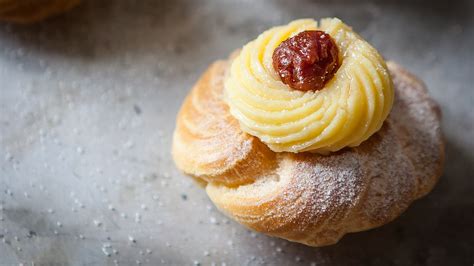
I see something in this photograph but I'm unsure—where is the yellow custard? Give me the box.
[224,18,394,153]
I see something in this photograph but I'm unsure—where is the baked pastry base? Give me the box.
[172,58,444,247]
[0,0,80,23]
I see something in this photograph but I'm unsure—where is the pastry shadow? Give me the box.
[0,0,205,63]
[256,135,472,265]
[0,0,470,68]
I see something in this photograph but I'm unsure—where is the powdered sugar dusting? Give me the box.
[174,60,443,246]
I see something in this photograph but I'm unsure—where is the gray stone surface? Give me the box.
[0,0,472,265]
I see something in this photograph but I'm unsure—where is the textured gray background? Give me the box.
[0,0,473,265]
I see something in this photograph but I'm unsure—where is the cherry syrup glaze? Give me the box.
[272,30,340,91]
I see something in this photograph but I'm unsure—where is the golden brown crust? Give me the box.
[172,61,277,187]
[0,0,80,23]
[172,59,444,246]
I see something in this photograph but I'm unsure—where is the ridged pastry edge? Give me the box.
[172,58,444,246]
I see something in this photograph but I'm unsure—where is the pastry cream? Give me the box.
[224,18,394,153]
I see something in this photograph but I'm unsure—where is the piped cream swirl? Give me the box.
[224,18,394,153]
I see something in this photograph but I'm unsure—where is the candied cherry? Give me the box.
[272,30,340,91]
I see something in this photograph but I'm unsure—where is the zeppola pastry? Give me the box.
[0,0,80,23]
[172,18,444,246]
